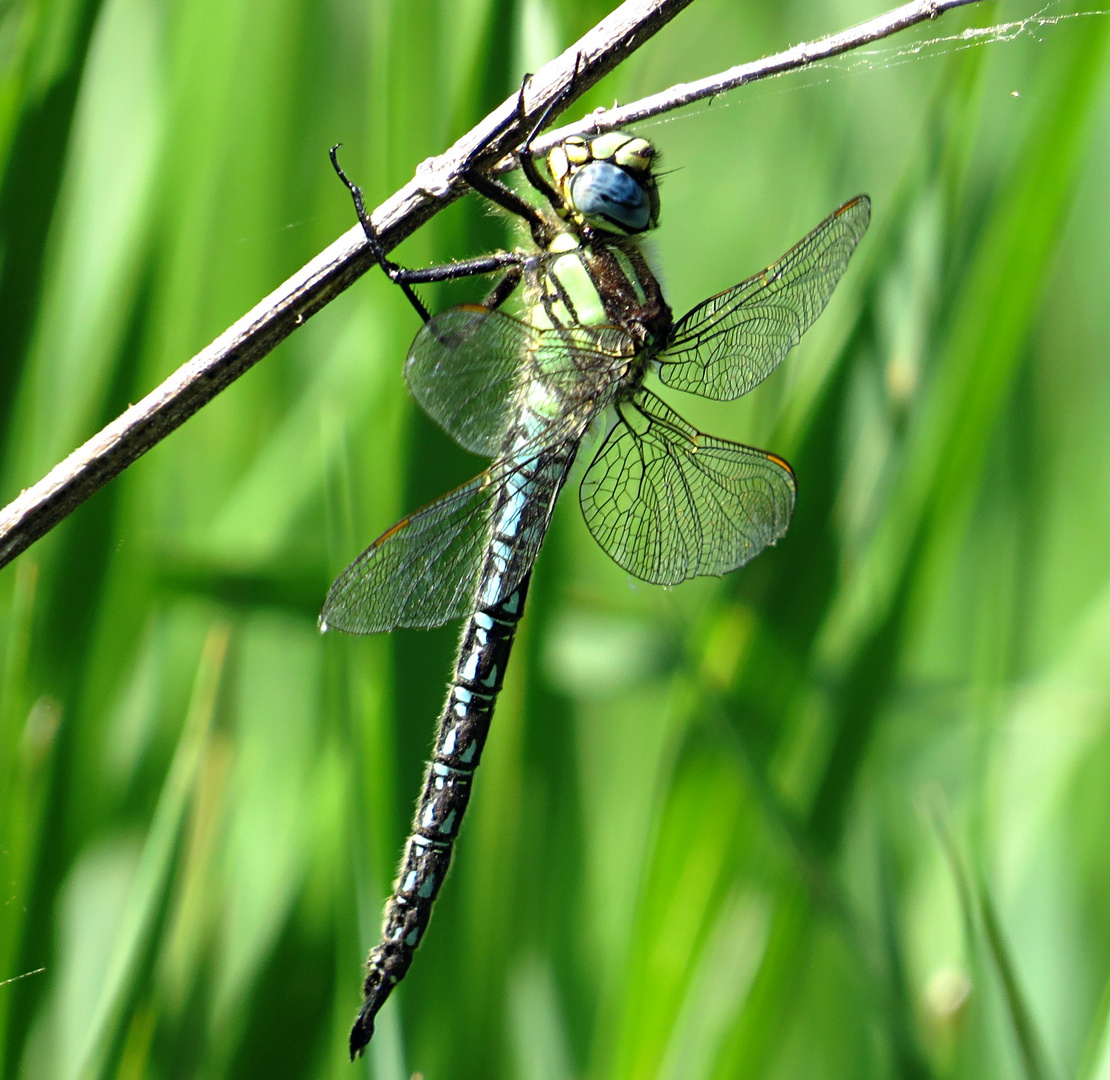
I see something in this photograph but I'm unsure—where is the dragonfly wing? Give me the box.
[579,390,796,585]
[658,195,870,401]
[321,449,573,633]
[405,306,535,456]
[407,306,636,455]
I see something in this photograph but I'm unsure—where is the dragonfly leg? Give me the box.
[457,55,585,246]
[331,144,433,321]
[481,263,523,311]
[461,169,550,247]
[456,74,557,243]
[517,52,584,210]
[331,146,527,322]
[388,251,525,286]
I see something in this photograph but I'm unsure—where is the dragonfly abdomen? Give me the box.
[350,436,575,1057]
[350,576,531,1056]
[479,436,576,606]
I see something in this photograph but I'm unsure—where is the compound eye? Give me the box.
[568,161,651,233]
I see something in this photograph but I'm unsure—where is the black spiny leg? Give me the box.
[456,58,586,245]
[516,53,585,212]
[331,145,432,322]
[482,264,523,311]
[331,58,584,319]
[330,146,526,322]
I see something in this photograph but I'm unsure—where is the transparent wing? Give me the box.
[658,195,870,401]
[579,390,796,585]
[406,306,635,456]
[405,306,534,456]
[321,448,572,634]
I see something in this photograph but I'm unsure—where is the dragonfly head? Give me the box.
[546,131,660,236]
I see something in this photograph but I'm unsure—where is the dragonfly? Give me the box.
[323,92,870,1057]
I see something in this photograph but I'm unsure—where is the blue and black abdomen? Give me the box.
[349,575,530,1053]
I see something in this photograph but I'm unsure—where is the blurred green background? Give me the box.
[2,0,1110,1077]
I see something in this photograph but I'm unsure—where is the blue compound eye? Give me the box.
[568,161,651,233]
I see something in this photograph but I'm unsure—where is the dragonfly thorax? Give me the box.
[528,225,673,356]
[546,131,660,235]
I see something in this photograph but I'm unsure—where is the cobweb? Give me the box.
[635,0,1109,127]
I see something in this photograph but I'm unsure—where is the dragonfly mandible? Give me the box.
[323,91,870,1058]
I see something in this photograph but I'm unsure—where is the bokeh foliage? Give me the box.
[2,0,1110,1078]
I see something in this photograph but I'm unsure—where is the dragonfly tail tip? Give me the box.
[349,1010,376,1059]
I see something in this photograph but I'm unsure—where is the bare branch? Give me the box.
[0,0,988,570]
[529,0,987,152]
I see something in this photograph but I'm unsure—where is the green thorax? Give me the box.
[526,130,673,350]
